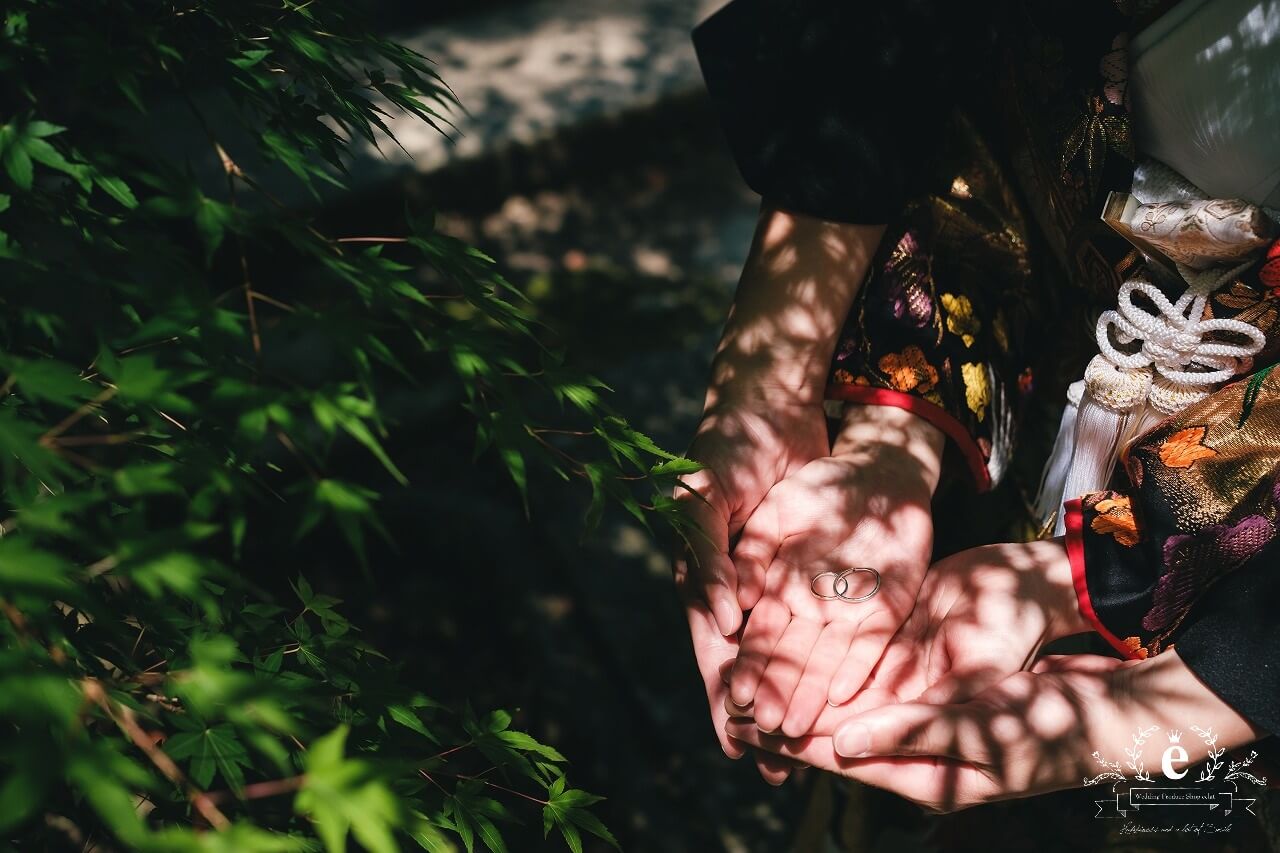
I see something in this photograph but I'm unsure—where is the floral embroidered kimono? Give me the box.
[694,0,1280,749]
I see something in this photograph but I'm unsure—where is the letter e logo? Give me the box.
[1162,744,1189,780]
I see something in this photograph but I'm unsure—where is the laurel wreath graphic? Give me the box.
[1083,724,1268,788]
[1084,725,1158,787]
[1191,725,1268,787]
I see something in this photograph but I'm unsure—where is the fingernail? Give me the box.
[834,723,871,758]
[711,592,738,635]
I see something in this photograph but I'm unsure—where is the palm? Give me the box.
[860,541,1072,710]
[728,450,934,737]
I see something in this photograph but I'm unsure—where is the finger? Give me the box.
[827,609,900,705]
[753,618,823,733]
[831,702,972,761]
[916,664,1015,706]
[684,593,745,759]
[753,748,795,786]
[1032,654,1128,674]
[727,722,988,811]
[728,596,790,707]
[675,477,741,635]
[724,688,752,718]
[781,621,856,737]
[729,491,783,610]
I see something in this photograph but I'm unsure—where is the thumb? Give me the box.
[832,702,971,761]
[916,663,1019,706]
[675,472,741,635]
[730,489,784,610]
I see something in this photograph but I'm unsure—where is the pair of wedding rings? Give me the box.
[810,567,881,602]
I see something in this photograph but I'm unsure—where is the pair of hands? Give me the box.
[675,398,1259,811]
[673,397,939,784]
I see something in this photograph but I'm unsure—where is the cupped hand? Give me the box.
[726,405,943,739]
[673,396,828,769]
[728,650,1261,812]
[724,538,1089,785]
[674,398,830,637]
[844,538,1090,713]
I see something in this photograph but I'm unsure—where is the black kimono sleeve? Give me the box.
[693,0,997,224]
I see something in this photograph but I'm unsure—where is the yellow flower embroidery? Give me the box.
[941,293,980,348]
[960,362,989,421]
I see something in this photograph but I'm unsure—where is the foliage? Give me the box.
[0,1,695,849]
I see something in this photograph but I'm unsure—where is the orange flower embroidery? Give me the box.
[1090,495,1140,546]
[878,346,938,394]
[1121,636,1149,659]
[1158,426,1217,469]
[832,369,855,385]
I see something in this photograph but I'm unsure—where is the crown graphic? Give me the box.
[1167,730,1183,743]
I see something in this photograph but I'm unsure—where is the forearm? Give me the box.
[705,205,885,410]
[1083,651,1262,773]
[832,402,945,493]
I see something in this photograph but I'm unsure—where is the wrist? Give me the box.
[831,404,946,494]
[1091,650,1262,758]
[704,338,835,410]
[1041,537,1093,641]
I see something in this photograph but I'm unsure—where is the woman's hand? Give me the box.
[673,396,828,768]
[728,650,1262,813]
[723,403,942,739]
[674,207,884,765]
[675,399,830,637]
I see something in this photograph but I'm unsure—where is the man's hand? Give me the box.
[726,539,1086,749]
[728,650,1261,812]
[845,538,1089,713]
[725,404,943,738]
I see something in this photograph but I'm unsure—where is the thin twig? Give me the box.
[41,388,117,443]
[82,679,231,829]
[49,431,145,448]
[274,429,322,481]
[250,291,297,313]
[204,774,304,806]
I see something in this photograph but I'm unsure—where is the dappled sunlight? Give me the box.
[349,0,726,181]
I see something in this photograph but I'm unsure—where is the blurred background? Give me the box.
[299,2,809,850]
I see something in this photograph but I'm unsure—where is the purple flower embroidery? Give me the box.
[1144,514,1276,632]
[881,231,934,330]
